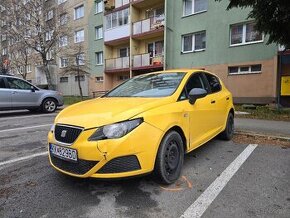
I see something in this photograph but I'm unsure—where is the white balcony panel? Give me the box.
[104,25,130,42]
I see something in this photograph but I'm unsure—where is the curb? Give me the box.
[234,130,290,142]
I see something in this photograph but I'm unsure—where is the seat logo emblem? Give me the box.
[61,130,67,138]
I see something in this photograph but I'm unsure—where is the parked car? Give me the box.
[0,75,63,113]
[48,69,234,184]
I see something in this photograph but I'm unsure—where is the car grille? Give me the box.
[54,124,83,145]
[97,155,141,174]
[50,155,99,175]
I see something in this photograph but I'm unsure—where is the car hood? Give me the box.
[55,97,173,129]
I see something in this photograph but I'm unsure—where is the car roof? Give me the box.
[144,68,214,76]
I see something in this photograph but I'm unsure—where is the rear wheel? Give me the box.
[42,98,57,113]
[154,131,184,185]
[219,113,234,140]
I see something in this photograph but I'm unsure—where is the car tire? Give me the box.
[154,131,184,185]
[219,112,234,141]
[42,98,57,113]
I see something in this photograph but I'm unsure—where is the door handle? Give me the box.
[12,91,17,94]
[211,100,216,104]
[226,97,230,101]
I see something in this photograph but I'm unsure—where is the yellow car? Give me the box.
[48,69,234,184]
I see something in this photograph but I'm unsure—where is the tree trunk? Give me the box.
[77,65,83,100]
[41,56,54,90]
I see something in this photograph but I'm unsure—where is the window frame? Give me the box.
[95,51,103,65]
[95,0,103,14]
[228,64,262,75]
[181,31,206,53]
[230,21,264,47]
[183,0,208,17]
[74,4,84,20]
[95,25,103,40]
[74,29,84,43]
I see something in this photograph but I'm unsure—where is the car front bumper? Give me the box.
[48,122,164,178]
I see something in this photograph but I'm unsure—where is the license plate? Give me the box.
[49,144,78,162]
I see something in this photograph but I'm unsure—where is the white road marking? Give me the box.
[0,151,48,170]
[0,124,52,134]
[0,113,57,121]
[181,144,258,218]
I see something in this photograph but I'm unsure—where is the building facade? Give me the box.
[1,0,289,105]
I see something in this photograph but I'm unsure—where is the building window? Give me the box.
[46,50,53,60]
[76,53,85,65]
[60,13,68,25]
[45,10,54,21]
[59,35,68,47]
[59,57,68,68]
[2,48,7,55]
[228,64,262,75]
[119,75,129,81]
[60,77,68,83]
[74,5,84,20]
[95,52,103,65]
[96,0,103,13]
[105,8,129,30]
[183,0,207,16]
[75,75,85,81]
[26,64,31,73]
[182,31,206,53]
[95,76,104,82]
[58,0,67,5]
[1,34,6,41]
[74,29,84,43]
[45,30,54,41]
[95,26,103,40]
[119,47,129,57]
[230,22,263,46]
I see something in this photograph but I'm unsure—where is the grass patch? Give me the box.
[235,105,290,121]
[64,96,91,105]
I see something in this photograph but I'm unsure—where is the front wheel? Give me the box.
[219,113,234,140]
[154,131,184,185]
[42,98,57,113]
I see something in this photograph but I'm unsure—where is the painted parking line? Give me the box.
[0,113,57,121]
[0,124,52,134]
[0,151,48,170]
[181,144,258,218]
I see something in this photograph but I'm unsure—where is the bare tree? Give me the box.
[0,0,68,89]
[60,44,90,99]
[9,43,30,79]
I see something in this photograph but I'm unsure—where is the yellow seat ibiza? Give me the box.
[48,69,234,184]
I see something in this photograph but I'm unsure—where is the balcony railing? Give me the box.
[105,56,130,71]
[133,16,165,35]
[133,53,164,68]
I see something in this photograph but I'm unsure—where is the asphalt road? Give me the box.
[0,110,289,218]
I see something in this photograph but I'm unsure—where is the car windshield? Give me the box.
[105,72,185,98]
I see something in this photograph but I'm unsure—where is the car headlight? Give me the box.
[88,118,143,141]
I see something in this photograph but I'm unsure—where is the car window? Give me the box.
[204,73,222,93]
[179,74,206,100]
[6,77,31,90]
[0,77,6,88]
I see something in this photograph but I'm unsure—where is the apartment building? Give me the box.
[99,0,289,106]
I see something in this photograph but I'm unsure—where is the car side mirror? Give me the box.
[31,86,36,92]
[188,88,207,105]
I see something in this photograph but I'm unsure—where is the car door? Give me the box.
[179,73,216,151]
[0,77,12,110]
[6,77,40,108]
[202,73,228,132]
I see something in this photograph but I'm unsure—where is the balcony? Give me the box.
[132,0,164,9]
[115,0,130,8]
[132,53,164,71]
[132,16,165,39]
[105,56,130,73]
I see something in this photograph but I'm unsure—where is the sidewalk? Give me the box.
[235,118,290,139]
